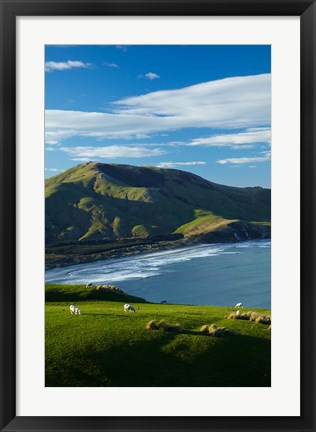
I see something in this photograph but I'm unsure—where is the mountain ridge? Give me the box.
[46,161,270,246]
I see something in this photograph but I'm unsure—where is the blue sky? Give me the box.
[45,45,271,187]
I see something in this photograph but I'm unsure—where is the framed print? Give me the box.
[0,1,315,431]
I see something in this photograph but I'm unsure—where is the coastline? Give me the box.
[46,220,270,270]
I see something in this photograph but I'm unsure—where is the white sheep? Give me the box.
[124,304,136,313]
[235,302,243,308]
[70,305,81,315]
[74,307,81,315]
[236,310,241,316]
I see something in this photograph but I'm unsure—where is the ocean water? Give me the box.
[45,240,271,308]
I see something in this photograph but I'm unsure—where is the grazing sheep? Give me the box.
[235,302,243,308]
[86,283,93,287]
[124,304,136,313]
[70,305,81,315]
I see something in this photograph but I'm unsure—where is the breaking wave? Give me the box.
[45,240,271,285]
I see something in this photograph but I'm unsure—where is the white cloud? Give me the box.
[115,74,270,122]
[187,128,271,147]
[145,72,160,80]
[60,145,166,159]
[134,133,151,139]
[45,168,63,172]
[157,161,206,169]
[45,140,59,145]
[45,73,270,143]
[70,157,91,162]
[232,145,255,150]
[45,60,94,72]
[103,62,119,68]
[217,152,271,165]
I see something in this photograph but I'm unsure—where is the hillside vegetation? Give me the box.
[46,162,271,245]
[45,284,271,387]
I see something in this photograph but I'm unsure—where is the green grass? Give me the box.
[46,283,148,303]
[45,284,271,387]
[175,210,236,237]
[46,162,271,244]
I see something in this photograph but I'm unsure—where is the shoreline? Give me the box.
[45,237,200,270]
[45,241,271,309]
[46,220,271,270]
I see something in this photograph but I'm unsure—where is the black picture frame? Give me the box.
[0,1,315,431]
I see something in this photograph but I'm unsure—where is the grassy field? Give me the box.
[46,284,271,387]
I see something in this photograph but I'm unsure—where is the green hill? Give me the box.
[46,162,271,245]
[45,284,271,387]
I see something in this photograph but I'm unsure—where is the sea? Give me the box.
[45,239,271,308]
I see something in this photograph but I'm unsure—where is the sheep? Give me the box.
[236,310,241,316]
[124,304,136,313]
[86,283,93,287]
[235,302,243,308]
[69,305,81,315]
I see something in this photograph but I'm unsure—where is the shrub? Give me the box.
[95,284,124,294]
[200,325,210,333]
[255,315,271,325]
[146,320,159,330]
[200,324,237,337]
[158,320,182,332]
[227,311,271,325]
[146,320,182,332]
[249,312,260,321]
[226,311,252,320]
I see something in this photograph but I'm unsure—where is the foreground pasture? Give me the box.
[46,285,271,387]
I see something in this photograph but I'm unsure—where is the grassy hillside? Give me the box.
[175,209,236,237]
[46,283,148,303]
[46,162,271,245]
[45,284,271,387]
